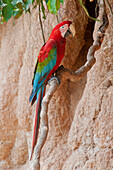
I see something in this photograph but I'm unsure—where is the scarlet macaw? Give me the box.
[29,21,74,160]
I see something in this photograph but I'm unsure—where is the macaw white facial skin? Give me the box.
[59,24,75,38]
[59,24,69,38]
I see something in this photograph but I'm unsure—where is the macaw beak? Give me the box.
[64,24,75,38]
[69,24,75,37]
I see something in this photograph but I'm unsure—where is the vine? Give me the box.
[39,0,45,44]
[0,0,100,24]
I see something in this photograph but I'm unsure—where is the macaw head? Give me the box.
[49,21,75,40]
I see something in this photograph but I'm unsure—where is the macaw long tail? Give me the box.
[30,85,46,161]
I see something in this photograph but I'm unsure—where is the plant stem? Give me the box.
[39,1,46,44]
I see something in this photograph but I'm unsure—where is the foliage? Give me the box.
[0,0,99,24]
[0,0,32,23]
[47,0,63,15]
[0,0,64,23]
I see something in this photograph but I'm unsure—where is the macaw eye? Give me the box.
[60,25,65,29]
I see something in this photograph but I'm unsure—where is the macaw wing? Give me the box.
[32,43,46,85]
[29,39,57,103]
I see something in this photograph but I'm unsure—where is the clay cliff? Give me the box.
[0,0,113,169]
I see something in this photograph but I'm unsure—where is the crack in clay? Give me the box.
[93,80,112,122]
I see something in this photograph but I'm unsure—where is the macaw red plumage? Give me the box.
[29,21,73,160]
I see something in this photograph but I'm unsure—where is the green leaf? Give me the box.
[23,0,27,2]
[2,3,13,21]
[78,0,100,21]
[47,0,62,14]
[41,0,46,19]
[47,0,57,15]
[12,0,22,6]
[13,9,19,17]
[45,0,49,3]
[0,1,3,6]
[36,0,39,5]
[56,0,60,11]
[32,4,37,9]
[27,7,31,14]
[32,0,35,4]
[24,0,32,10]
[60,0,63,3]
[16,2,23,9]
[3,0,13,4]
[13,9,23,19]
[3,0,8,4]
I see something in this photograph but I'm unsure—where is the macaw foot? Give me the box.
[48,65,64,85]
[48,76,61,85]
